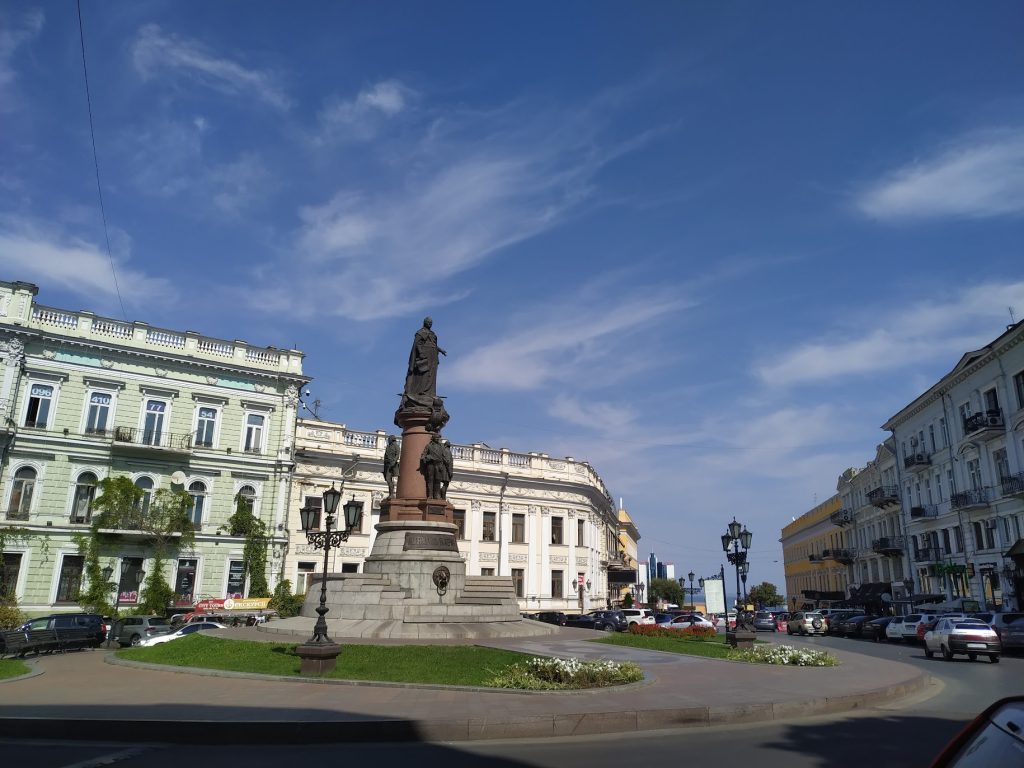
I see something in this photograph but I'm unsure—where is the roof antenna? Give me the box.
[1009,306,1017,330]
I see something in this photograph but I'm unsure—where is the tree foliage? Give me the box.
[223,492,269,598]
[269,578,305,618]
[747,581,783,608]
[621,592,634,609]
[648,577,684,607]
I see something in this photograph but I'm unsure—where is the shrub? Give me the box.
[486,657,643,690]
[269,580,305,618]
[0,593,25,630]
[730,644,837,666]
[627,624,717,641]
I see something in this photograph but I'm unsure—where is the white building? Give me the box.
[283,418,632,613]
[882,320,1024,610]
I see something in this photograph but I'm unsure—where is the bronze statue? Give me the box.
[382,435,400,498]
[402,317,446,409]
[440,439,454,498]
[420,433,451,499]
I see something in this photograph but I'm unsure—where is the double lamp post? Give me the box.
[721,517,752,612]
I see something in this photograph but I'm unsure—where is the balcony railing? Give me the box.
[808,554,821,563]
[830,509,854,527]
[1000,473,1024,498]
[914,547,942,562]
[962,410,1004,440]
[909,504,938,519]
[822,548,856,564]
[113,426,193,452]
[872,536,905,556]
[904,452,931,471]
[951,488,990,511]
[867,486,900,508]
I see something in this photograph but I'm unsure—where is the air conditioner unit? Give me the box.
[986,416,1001,426]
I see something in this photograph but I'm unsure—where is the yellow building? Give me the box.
[611,504,641,605]
[781,494,853,610]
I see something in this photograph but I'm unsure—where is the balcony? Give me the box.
[808,554,822,563]
[914,547,942,562]
[872,536,905,556]
[909,504,938,519]
[830,508,854,527]
[1000,473,1024,498]
[904,452,931,471]
[112,426,193,454]
[822,548,856,565]
[962,410,1004,441]
[951,488,990,511]
[867,486,900,508]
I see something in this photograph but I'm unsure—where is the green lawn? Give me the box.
[0,658,31,679]
[594,632,738,659]
[118,635,536,686]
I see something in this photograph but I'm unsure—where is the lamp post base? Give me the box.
[295,642,342,675]
[725,629,756,649]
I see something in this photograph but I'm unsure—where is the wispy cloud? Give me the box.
[756,280,1024,387]
[132,24,290,110]
[858,130,1024,220]
[315,80,415,143]
[0,7,44,111]
[0,218,173,309]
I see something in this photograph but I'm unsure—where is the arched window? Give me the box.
[71,472,98,524]
[188,481,207,529]
[6,467,36,520]
[236,484,256,514]
[134,476,154,517]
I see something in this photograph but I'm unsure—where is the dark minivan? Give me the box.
[19,613,107,647]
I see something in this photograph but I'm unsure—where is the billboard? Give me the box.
[703,578,726,615]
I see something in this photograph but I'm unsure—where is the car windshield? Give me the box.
[905,614,922,622]
[149,618,169,626]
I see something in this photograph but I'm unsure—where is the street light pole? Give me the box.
[721,518,753,645]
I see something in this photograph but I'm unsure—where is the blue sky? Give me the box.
[3,2,1024,596]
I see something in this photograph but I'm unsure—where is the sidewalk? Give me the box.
[0,628,929,743]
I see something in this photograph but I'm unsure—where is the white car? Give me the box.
[885,616,905,642]
[924,617,1000,663]
[139,621,227,647]
[621,609,656,627]
[657,614,716,630]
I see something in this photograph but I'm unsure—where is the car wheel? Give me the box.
[924,647,933,659]
[941,644,953,661]
[968,653,977,662]
[989,655,1000,664]
[130,634,142,647]
[603,624,614,632]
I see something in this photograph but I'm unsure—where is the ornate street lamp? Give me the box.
[295,484,363,674]
[722,517,753,644]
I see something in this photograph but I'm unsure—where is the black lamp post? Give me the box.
[740,560,749,605]
[722,518,753,645]
[295,484,363,674]
[679,570,699,611]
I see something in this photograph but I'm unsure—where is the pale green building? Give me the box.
[0,280,309,615]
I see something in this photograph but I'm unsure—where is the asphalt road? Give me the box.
[3,634,1021,768]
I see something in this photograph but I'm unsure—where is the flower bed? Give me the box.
[729,644,837,666]
[628,624,718,641]
[485,656,643,690]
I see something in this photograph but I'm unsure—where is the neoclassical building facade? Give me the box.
[284,418,630,612]
[0,281,307,614]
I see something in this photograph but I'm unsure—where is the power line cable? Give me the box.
[76,0,127,321]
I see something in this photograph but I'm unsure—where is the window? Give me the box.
[954,525,964,553]
[511,568,524,598]
[341,562,359,573]
[959,402,972,430]
[244,413,265,453]
[967,458,982,490]
[297,562,317,593]
[118,558,144,604]
[174,559,197,606]
[482,511,496,541]
[984,388,999,413]
[134,477,154,517]
[237,485,257,514]
[942,528,951,555]
[6,467,36,520]
[512,513,525,543]
[187,482,207,528]
[85,392,111,434]
[453,508,465,539]
[551,569,564,599]
[480,568,495,576]
[302,495,322,530]
[1015,370,1024,410]
[142,399,166,445]
[25,383,53,428]
[994,448,1010,482]
[195,407,217,447]
[928,425,936,453]
[227,559,246,598]
[71,472,98,524]
[936,473,943,502]
[577,519,585,546]
[985,522,996,550]
[939,417,947,447]
[55,555,84,602]
[972,522,984,550]
[1,553,22,597]
[551,517,564,545]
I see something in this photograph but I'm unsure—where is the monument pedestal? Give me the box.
[295,642,342,675]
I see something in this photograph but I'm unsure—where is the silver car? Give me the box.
[924,617,1000,663]
[114,616,172,646]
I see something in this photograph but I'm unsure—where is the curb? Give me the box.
[0,658,42,685]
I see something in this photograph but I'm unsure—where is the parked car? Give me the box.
[862,616,894,642]
[535,611,568,627]
[775,612,790,633]
[18,613,107,647]
[924,617,1000,663]
[138,621,227,647]
[752,611,778,632]
[824,611,859,635]
[787,611,827,636]
[621,609,656,627]
[886,616,906,642]
[837,614,874,638]
[114,616,173,647]
[657,613,716,630]
[901,613,939,642]
[588,610,628,632]
[970,612,1024,653]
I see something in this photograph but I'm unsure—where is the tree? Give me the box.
[648,577,684,608]
[747,581,782,609]
[621,592,634,609]
[223,492,270,598]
